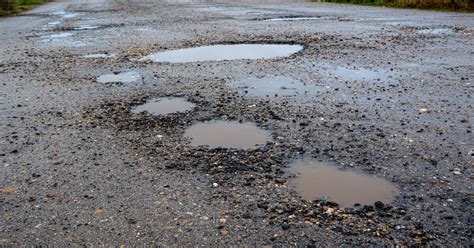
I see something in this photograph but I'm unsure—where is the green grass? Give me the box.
[0,0,46,16]
[313,0,474,11]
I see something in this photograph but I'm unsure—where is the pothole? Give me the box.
[48,32,73,39]
[131,97,195,115]
[184,120,273,149]
[97,71,140,84]
[82,53,116,59]
[232,75,326,97]
[263,16,324,21]
[285,160,399,208]
[52,10,81,19]
[73,25,100,31]
[416,27,456,35]
[141,44,303,63]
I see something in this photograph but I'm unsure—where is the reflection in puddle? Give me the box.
[97,71,140,84]
[48,32,73,39]
[141,44,303,63]
[232,76,326,97]
[285,160,399,208]
[417,28,455,35]
[52,10,81,19]
[184,121,273,149]
[82,53,116,59]
[74,25,100,31]
[47,21,61,26]
[327,66,395,83]
[132,97,195,115]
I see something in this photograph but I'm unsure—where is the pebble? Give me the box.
[419,108,430,113]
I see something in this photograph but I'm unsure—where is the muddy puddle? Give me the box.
[184,121,273,149]
[326,66,396,83]
[285,160,399,208]
[97,71,140,84]
[131,97,195,115]
[82,53,116,59]
[232,76,326,97]
[141,44,303,63]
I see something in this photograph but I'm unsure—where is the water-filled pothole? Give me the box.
[52,10,81,19]
[263,16,324,21]
[184,121,273,149]
[326,66,396,83]
[48,32,73,39]
[97,71,140,84]
[131,97,195,115]
[232,76,326,97]
[141,44,303,63]
[285,160,399,208]
[73,25,100,31]
[82,53,116,59]
[416,27,455,35]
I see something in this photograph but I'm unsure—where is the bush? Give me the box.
[0,0,45,16]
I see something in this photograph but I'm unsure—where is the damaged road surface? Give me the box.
[1,0,473,246]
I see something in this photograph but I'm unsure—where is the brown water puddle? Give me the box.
[285,160,399,208]
[131,97,195,115]
[184,120,273,149]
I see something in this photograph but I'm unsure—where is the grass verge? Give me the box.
[313,0,474,12]
[0,0,46,16]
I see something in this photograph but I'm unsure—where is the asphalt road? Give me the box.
[1,0,473,246]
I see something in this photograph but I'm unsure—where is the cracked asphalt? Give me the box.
[1,0,473,246]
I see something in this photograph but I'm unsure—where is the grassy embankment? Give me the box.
[0,0,46,16]
[313,0,474,11]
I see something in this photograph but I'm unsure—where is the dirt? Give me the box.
[1,0,473,246]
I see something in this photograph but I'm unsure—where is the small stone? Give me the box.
[325,208,335,214]
[374,201,385,209]
[220,229,229,236]
[281,224,290,230]
[419,108,430,113]
[212,183,218,188]
[95,209,104,216]
[219,218,227,224]
[72,235,81,242]
[52,159,63,165]
[2,188,18,193]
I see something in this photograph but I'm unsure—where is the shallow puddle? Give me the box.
[74,25,100,31]
[327,66,395,83]
[184,121,273,149]
[131,97,195,115]
[53,10,81,19]
[97,71,140,84]
[264,16,323,21]
[417,28,455,35]
[47,21,61,26]
[141,44,303,63]
[48,32,73,39]
[285,160,399,208]
[82,53,116,59]
[232,76,326,97]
